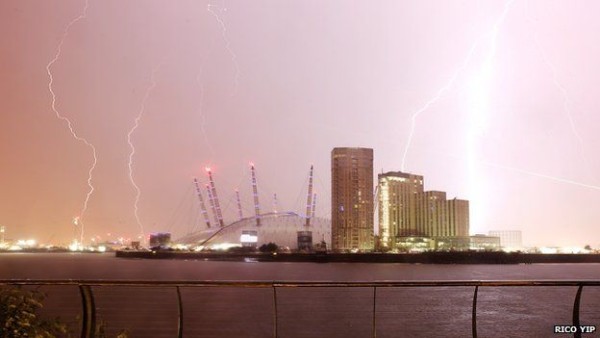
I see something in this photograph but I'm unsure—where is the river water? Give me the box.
[1,253,599,337]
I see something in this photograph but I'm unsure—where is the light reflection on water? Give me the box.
[2,253,600,337]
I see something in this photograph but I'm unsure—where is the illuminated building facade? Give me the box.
[331,147,374,251]
[435,235,500,251]
[378,172,424,248]
[378,171,470,250]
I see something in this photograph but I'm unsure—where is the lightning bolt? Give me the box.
[530,22,593,182]
[467,0,516,231]
[127,67,160,239]
[468,0,515,135]
[207,1,240,96]
[400,43,478,171]
[480,160,600,191]
[46,0,94,245]
[447,151,600,191]
[195,65,217,160]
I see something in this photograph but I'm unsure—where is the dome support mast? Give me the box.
[250,163,261,226]
[193,177,211,228]
[305,165,314,227]
[206,167,224,227]
[235,189,244,220]
[311,192,317,219]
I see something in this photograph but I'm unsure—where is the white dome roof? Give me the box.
[176,212,331,250]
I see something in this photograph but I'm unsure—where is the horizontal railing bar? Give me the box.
[1,280,600,288]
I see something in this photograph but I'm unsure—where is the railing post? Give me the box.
[273,286,278,338]
[176,286,184,338]
[472,285,478,338]
[372,286,377,338]
[79,285,96,338]
[573,285,583,338]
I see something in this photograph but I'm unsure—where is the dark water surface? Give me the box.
[1,253,599,337]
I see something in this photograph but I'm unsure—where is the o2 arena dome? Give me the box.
[174,164,330,251]
[176,212,331,251]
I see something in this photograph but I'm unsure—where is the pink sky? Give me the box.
[1,0,599,247]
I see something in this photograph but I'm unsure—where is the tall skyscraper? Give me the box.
[331,147,374,251]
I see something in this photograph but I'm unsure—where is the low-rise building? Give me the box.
[488,230,523,251]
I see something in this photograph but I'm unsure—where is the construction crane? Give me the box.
[250,163,261,226]
[206,167,224,227]
[193,177,211,228]
[305,165,314,226]
[235,189,243,220]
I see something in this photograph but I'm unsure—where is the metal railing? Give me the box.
[2,280,599,338]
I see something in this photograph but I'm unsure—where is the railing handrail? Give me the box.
[1,279,600,287]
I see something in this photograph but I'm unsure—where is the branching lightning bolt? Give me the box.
[127,67,160,239]
[46,0,94,245]
[400,43,478,171]
[207,1,240,96]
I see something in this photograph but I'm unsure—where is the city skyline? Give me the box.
[2,1,600,247]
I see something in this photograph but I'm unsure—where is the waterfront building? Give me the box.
[176,212,331,251]
[394,236,435,252]
[447,198,469,237]
[488,230,523,251]
[419,191,447,237]
[468,234,501,251]
[149,232,171,248]
[378,171,470,250]
[378,172,424,248]
[331,147,374,251]
[434,235,500,251]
